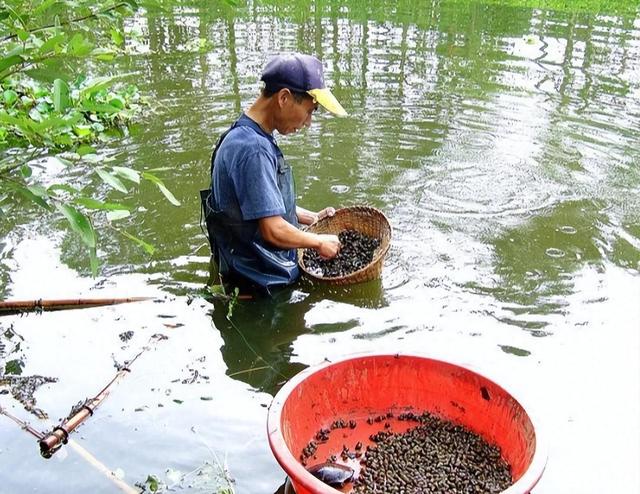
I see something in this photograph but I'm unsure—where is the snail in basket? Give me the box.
[302,229,381,278]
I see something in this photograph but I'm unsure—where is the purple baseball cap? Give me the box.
[261,53,347,116]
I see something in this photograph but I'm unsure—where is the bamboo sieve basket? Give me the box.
[297,206,392,285]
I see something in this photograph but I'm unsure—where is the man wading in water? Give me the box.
[201,53,347,293]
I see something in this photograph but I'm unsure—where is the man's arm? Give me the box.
[259,215,341,259]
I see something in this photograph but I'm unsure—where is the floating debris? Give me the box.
[119,330,134,342]
[0,375,58,418]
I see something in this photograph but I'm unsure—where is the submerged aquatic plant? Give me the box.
[137,458,236,493]
[203,277,241,320]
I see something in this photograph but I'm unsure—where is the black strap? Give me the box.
[205,127,233,209]
[201,116,274,253]
[208,128,233,189]
[200,120,244,256]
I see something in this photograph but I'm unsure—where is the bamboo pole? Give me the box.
[0,407,138,493]
[39,338,160,458]
[0,405,44,440]
[0,297,154,315]
[38,369,131,458]
[68,439,139,494]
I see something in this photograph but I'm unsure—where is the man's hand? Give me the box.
[296,206,337,225]
[316,234,341,259]
[316,207,336,222]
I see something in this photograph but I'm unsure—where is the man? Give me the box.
[202,53,346,292]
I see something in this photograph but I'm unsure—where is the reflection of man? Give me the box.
[211,282,386,394]
[202,53,348,292]
[210,292,309,394]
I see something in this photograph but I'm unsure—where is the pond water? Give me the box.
[1,0,639,492]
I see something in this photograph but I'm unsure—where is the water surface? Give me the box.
[1,1,639,492]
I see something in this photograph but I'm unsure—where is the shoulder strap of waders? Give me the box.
[200,118,252,253]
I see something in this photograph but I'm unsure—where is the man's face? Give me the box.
[277,90,318,135]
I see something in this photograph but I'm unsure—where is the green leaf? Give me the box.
[106,209,130,221]
[79,100,121,114]
[27,185,48,198]
[112,166,140,184]
[68,33,94,57]
[32,112,83,132]
[48,183,80,194]
[77,144,96,156]
[53,133,74,147]
[123,0,140,11]
[89,247,99,276]
[227,287,240,318]
[120,230,155,254]
[34,0,59,15]
[110,28,125,47]
[0,55,23,76]
[24,63,72,84]
[81,154,103,164]
[6,9,28,28]
[53,78,70,112]
[20,165,32,178]
[79,74,134,100]
[75,197,129,211]
[29,108,43,122]
[4,359,24,375]
[73,125,92,137]
[39,34,66,55]
[4,46,25,59]
[96,168,128,193]
[16,29,30,42]
[144,167,172,172]
[91,48,116,61]
[3,89,18,106]
[146,475,158,492]
[107,96,125,109]
[209,284,226,296]
[55,203,96,248]
[13,184,51,210]
[142,172,180,206]
[0,112,35,140]
[50,156,73,167]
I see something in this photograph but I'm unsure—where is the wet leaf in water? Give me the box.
[4,359,24,375]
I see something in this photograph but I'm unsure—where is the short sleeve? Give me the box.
[231,150,286,221]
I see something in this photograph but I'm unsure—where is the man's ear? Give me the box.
[277,88,292,108]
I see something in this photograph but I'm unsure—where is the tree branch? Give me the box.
[1,2,131,43]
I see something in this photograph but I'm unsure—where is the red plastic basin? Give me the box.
[267,353,546,494]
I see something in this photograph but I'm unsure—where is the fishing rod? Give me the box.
[0,297,155,316]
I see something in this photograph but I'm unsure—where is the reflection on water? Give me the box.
[211,278,387,394]
[1,1,639,493]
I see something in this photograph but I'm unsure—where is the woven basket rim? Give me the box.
[298,206,391,282]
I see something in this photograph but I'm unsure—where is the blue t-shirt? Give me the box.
[205,114,300,290]
[212,115,286,221]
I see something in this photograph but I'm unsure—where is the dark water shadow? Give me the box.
[210,277,387,396]
[272,477,295,494]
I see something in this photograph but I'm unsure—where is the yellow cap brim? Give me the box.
[307,88,348,117]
